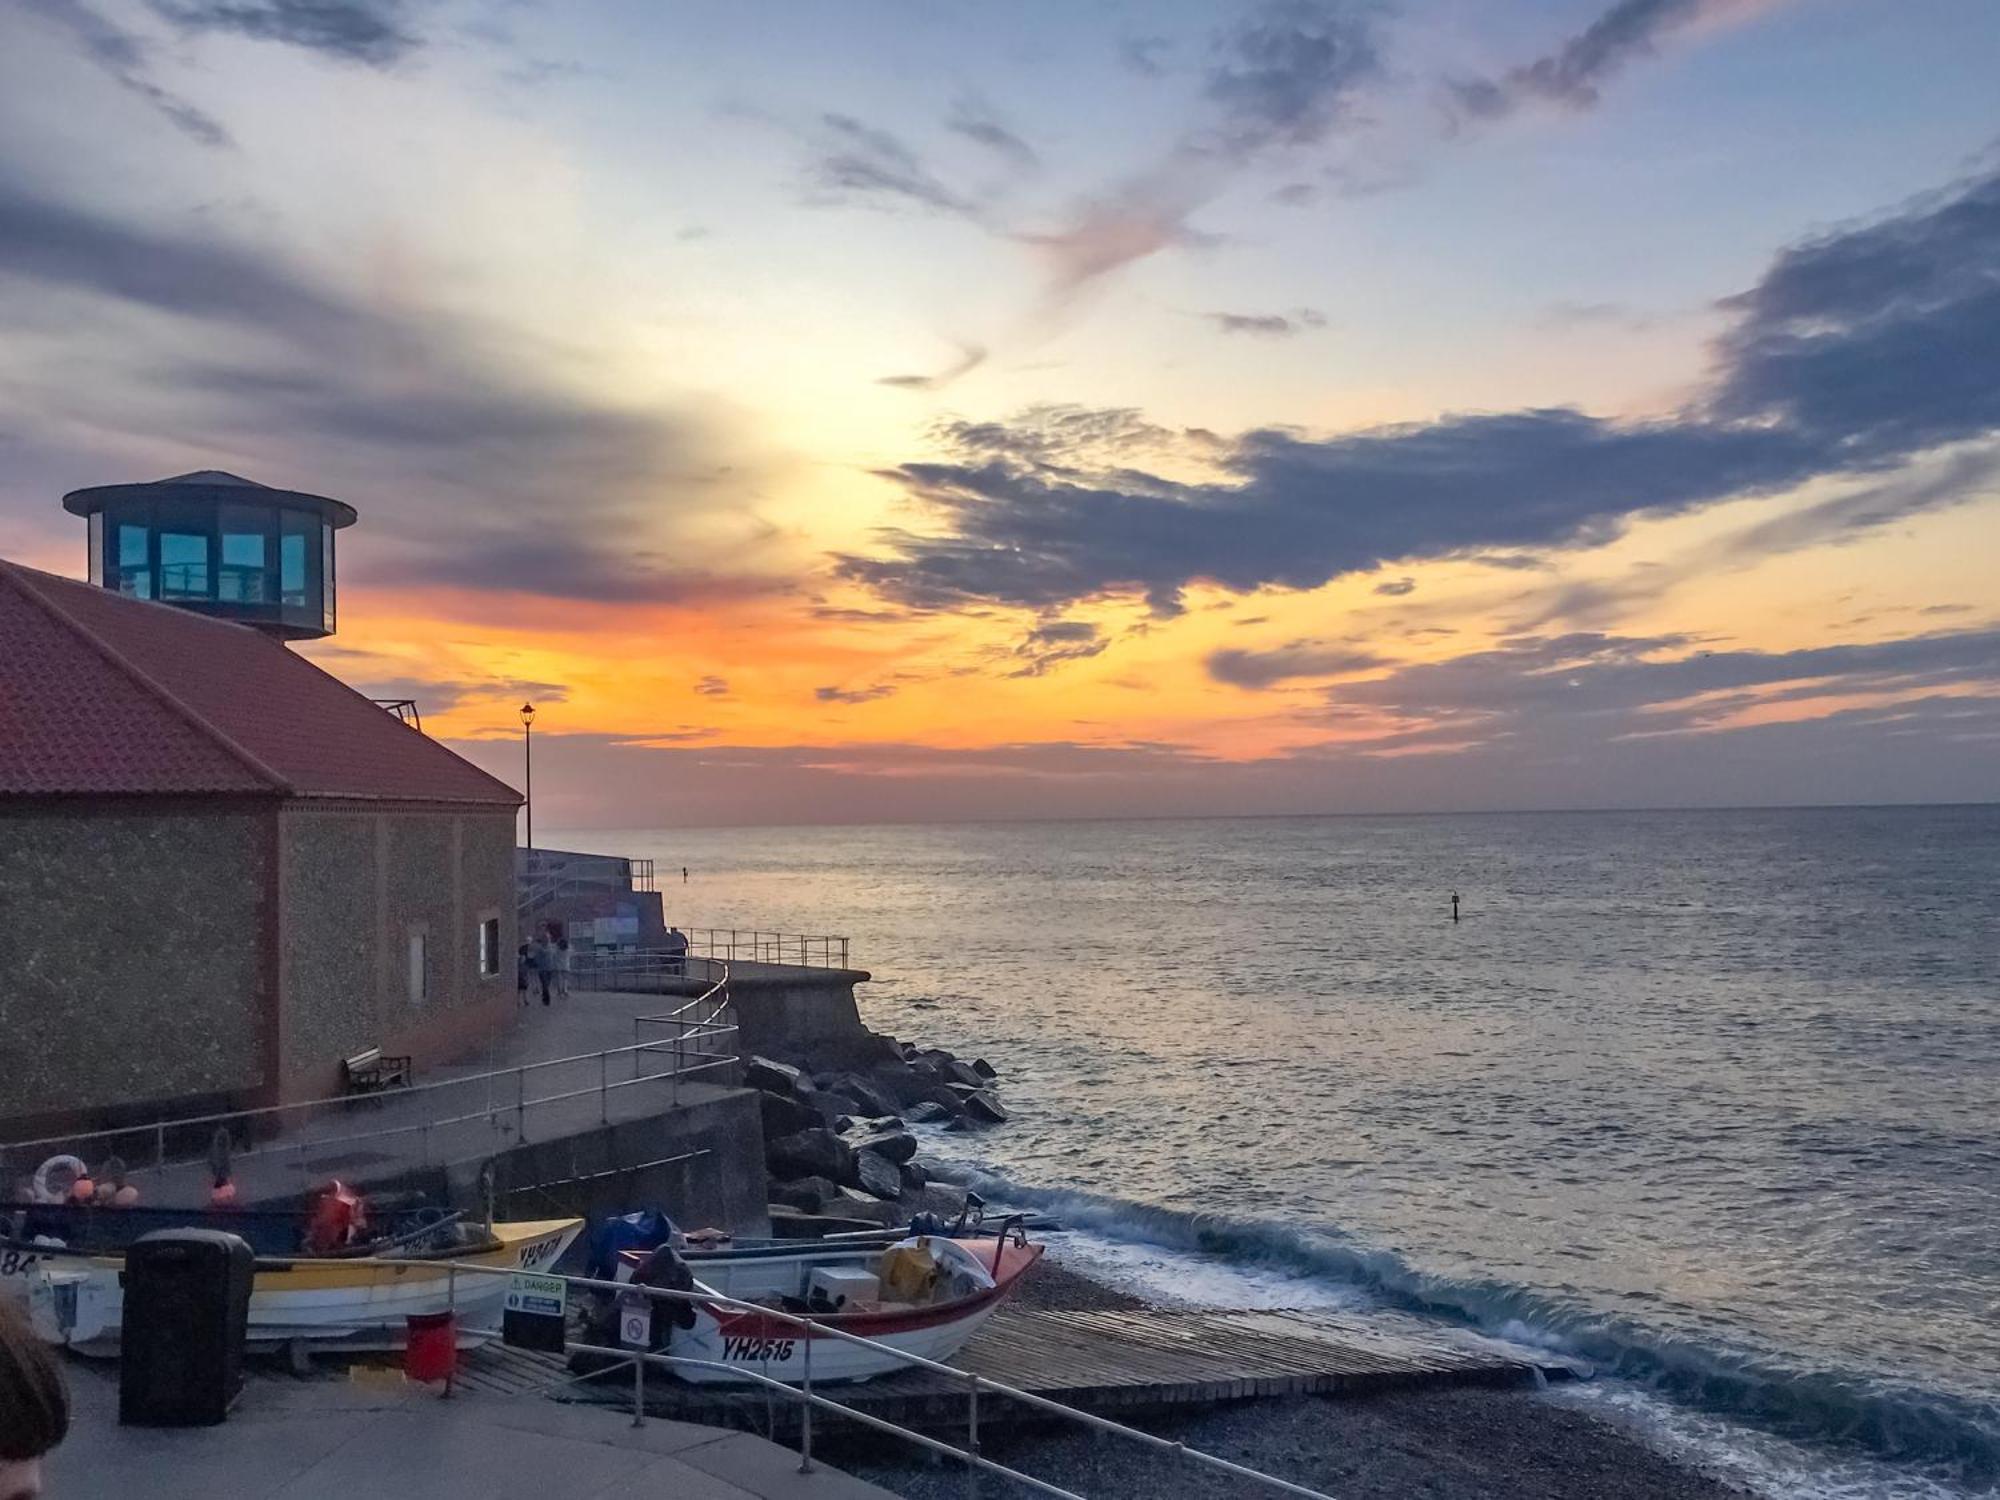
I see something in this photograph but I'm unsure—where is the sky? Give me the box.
[2,0,1998,827]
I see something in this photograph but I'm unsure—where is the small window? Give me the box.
[159,531,209,598]
[478,918,500,978]
[407,929,429,1005]
[117,523,152,599]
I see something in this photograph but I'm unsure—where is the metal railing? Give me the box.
[429,1256,1336,1500]
[680,930,851,970]
[1,966,738,1206]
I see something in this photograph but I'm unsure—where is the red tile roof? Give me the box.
[0,561,521,806]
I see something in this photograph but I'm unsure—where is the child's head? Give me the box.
[0,1299,68,1498]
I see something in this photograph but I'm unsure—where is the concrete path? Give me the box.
[48,1360,901,1500]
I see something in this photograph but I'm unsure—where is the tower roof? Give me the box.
[0,559,520,806]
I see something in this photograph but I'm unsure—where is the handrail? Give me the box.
[427,1257,1338,1500]
[0,961,735,1173]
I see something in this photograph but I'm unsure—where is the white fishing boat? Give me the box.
[616,1227,1042,1385]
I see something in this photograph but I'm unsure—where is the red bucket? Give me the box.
[405,1311,457,1384]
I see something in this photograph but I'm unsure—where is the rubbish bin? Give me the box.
[119,1228,255,1427]
[405,1310,457,1385]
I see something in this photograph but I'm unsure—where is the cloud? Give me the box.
[842,162,2000,617]
[1206,308,1327,337]
[694,675,730,697]
[809,113,980,218]
[815,684,898,704]
[1009,618,1110,678]
[1120,35,1173,78]
[146,0,423,67]
[946,98,1038,172]
[22,0,233,147]
[0,174,782,605]
[1450,0,1776,120]
[1374,576,1415,596]
[1208,643,1387,688]
[877,343,988,392]
[1202,0,1381,153]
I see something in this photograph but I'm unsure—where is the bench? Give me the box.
[341,1047,411,1093]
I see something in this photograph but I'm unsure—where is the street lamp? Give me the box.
[520,702,536,848]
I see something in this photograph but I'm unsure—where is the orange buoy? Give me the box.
[209,1181,238,1208]
[69,1177,95,1204]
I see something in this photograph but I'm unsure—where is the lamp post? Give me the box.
[520,702,536,848]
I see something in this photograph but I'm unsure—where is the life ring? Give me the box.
[30,1155,88,1206]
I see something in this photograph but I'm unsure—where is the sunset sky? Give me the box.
[3,0,1997,825]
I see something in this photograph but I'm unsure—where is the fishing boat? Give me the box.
[613,1222,1042,1385]
[6,1192,581,1356]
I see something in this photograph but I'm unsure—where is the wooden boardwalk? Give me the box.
[587,1305,1579,1435]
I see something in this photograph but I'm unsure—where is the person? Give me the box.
[554,937,572,1000]
[665,925,689,976]
[0,1297,68,1500]
[532,933,554,1006]
[517,942,532,1005]
[681,866,688,884]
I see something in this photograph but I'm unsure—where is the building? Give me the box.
[0,475,522,1134]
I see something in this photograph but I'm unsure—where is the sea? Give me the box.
[572,806,2000,1499]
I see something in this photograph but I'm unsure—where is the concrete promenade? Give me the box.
[48,1357,900,1500]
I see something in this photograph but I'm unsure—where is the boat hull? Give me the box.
[28,1218,581,1356]
[663,1239,1041,1385]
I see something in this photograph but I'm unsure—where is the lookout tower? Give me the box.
[62,469,357,640]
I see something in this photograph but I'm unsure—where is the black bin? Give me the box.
[119,1229,255,1427]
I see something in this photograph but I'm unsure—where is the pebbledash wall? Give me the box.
[1,802,269,1121]
[0,798,516,1127]
[280,804,517,1102]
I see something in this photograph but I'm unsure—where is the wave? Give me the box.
[938,1163,2000,1491]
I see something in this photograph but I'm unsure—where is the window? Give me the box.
[219,506,269,603]
[407,929,429,1005]
[322,521,337,633]
[478,917,501,978]
[280,530,308,606]
[88,512,103,585]
[159,531,209,598]
[117,523,152,598]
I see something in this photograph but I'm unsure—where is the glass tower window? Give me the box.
[219,505,269,604]
[158,531,209,598]
[118,523,152,599]
[88,512,103,585]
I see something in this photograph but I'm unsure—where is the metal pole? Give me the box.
[516,1066,526,1142]
[632,1352,645,1427]
[799,1327,815,1474]
[599,1052,608,1124]
[967,1379,981,1499]
[523,717,533,849]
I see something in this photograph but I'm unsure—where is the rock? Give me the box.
[905,1100,956,1125]
[759,1090,821,1139]
[843,1124,917,1164]
[971,1057,997,1080]
[909,1181,969,1219]
[899,1159,929,1192]
[822,1187,905,1226]
[768,1208,885,1239]
[959,1090,1008,1124]
[744,1056,805,1096]
[854,1149,903,1201]
[797,1087,860,1125]
[833,1073,901,1119]
[767,1175,840,1213]
[941,1058,986,1090]
[766,1128,853,1183]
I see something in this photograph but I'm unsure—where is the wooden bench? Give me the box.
[341,1047,411,1093]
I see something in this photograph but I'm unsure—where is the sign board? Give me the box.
[502,1272,568,1353]
[618,1295,653,1349]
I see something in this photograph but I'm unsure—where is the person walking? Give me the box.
[665,925,689,977]
[555,936,572,1000]
[532,932,554,1006]
[517,942,532,1006]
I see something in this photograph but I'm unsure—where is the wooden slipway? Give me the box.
[586,1304,1586,1433]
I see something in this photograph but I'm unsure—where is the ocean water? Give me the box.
[579,807,2000,1497]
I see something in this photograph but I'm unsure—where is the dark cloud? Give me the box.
[1450,0,1743,121]
[146,0,422,67]
[1202,0,1381,153]
[694,675,729,697]
[946,99,1038,172]
[815,684,898,705]
[877,344,987,392]
[1120,35,1173,78]
[1208,643,1387,688]
[1374,576,1415,596]
[309,661,570,715]
[1010,618,1110,678]
[843,163,2000,617]
[22,0,233,147]
[810,113,980,218]
[0,175,777,605]
[1206,307,1327,337]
